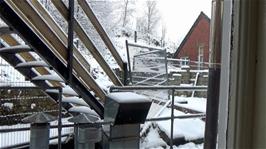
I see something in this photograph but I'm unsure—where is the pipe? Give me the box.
[110,85,208,92]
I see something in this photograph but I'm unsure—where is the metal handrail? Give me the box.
[110,85,208,92]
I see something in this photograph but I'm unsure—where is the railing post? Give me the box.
[170,89,175,149]
[22,112,57,149]
[58,88,62,149]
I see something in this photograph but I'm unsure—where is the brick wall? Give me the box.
[175,13,210,63]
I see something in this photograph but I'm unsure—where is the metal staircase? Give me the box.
[0,0,126,118]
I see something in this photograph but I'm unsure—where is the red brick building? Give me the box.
[173,12,210,67]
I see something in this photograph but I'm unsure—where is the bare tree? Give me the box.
[161,23,167,47]
[109,0,135,29]
[146,0,160,35]
[136,0,160,43]
[122,0,129,27]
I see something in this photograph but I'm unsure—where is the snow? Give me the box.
[190,69,209,73]
[107,92,150,103]
[173,73,182,77]
[172,143,203,149]
[157,108,205,140]
[32,74,64,82]
[174,96,206,113]
[127,42,165,51]
[180,83,193,87]
[3,102,14,109]
[68,106,98,117]
[146,102,164,118]
[0,45,31,53]
[62,97,88,106]
[30,103,36,109]
[46,86,78,96]
[141,127,167,148]
[168,67,186,73]
[15,61,49,68]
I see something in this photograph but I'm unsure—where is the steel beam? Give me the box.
[50,0,123,86]
[67,0,74,84]
[0,0,104,117]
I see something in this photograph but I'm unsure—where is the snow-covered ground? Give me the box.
[157,108,205,140]
[174,96,207,113]
[140,95,206,148]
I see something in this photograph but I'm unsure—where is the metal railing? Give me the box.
[0,124,72,149]
[110,85,207,149]
[0,113,205,149]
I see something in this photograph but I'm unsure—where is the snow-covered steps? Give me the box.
[68,106,99,117]
[62,96,89,107]
[0,45,32,54]
[32,74,64,82]
[0,26,14,36]
[15,61,50,68]
[46,86,78,96]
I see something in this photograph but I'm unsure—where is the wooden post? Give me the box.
[204,0,222,149]
[125,40,132,83]
[134,31,137,43]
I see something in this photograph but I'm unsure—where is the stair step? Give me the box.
[68,106,99,116]
[0,26,14,36]
[62,96,88,106]
[45,86,78,96]
[15,61,50,68]
[0,45,32,54]
[32,74,64,82]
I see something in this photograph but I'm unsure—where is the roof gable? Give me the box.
[173,12,210,58]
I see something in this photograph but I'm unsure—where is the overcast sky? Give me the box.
[158,0,212,43]
[136,0,212,43]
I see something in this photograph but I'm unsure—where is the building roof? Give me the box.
[173,12,210,58]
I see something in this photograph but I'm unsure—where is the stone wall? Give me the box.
[168,67,208,98]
